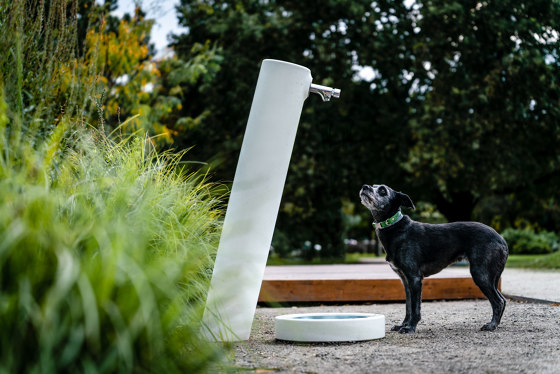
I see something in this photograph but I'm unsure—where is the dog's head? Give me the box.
[360,184,415,222]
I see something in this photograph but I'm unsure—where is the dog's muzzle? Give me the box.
[360,186,374,206]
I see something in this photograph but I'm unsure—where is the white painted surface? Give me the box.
[275,313,386,342]
[202,60,313,342]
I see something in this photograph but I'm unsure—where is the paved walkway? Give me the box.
[443,267,560,302]
[501,268,560,302]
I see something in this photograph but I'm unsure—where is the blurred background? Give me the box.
[82,0,560,259]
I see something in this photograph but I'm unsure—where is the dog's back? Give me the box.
[377,217,508,277]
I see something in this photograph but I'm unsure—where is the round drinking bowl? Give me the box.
[275,312,385,342]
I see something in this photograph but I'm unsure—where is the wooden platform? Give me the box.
[258,263,496,303]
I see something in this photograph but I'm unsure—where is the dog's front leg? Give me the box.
[398,275,423,334]
[391,272,412,331]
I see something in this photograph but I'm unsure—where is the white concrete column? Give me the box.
[202,60,313,341]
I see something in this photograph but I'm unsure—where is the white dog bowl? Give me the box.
[275,313,385,342]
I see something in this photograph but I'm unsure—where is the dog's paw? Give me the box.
[480,323,497,331]
[398,326,416,334]
[391,325,404,331]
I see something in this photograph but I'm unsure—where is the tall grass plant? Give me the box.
[0,0,227,372]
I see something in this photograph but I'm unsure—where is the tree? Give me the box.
[170,0,560,257]
[78,3,223,144]
[147,42,223,146]
[402,0,560,222]
[171,0,421,258]
[84,7,156,124]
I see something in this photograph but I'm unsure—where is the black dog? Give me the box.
[360,184,508,333]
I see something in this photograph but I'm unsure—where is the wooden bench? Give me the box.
[259,263,496,303]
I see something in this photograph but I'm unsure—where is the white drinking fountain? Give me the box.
[202,59,384,343]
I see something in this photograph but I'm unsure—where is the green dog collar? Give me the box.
[375,210,403,229]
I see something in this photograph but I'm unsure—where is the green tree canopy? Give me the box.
[170,0,560,257]
[403,0,560,221]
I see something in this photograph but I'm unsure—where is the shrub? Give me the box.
[0,111,226,372]
[0,0,227,369]
[501,228,559,255]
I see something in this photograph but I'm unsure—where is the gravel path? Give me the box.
[234,301,560,373]
[233,269,560,373]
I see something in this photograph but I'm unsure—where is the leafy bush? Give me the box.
[501,228,559,255]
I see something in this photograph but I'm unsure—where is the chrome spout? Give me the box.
[309,83,341,102]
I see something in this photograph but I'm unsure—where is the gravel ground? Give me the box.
[233,299,560,373]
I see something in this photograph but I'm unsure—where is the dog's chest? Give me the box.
[376,227,409,273]
[386,258,409,281]
[378,237,405,274]
[387,259,403,273]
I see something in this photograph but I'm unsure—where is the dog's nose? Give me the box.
[361,184,372,192]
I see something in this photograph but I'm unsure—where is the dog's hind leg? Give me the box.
[470,263,506,331]
[494,270,507,324]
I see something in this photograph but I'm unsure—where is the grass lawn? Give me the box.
[266,252,384,266]
[506,252,560,269]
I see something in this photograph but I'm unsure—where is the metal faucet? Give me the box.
[309,83,341,101]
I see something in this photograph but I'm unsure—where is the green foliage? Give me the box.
[403,0,560,221]
[0,120,225,373]
[81,5,224,146]
[171,0,560,258]
[0,0,220,145]
[0,1,227,372]
[0,0,97,134]
[172,0,418,258]
[408,201,448,224]
[501,228,559,254]
[270,229,293,258]
[144,42,223,145]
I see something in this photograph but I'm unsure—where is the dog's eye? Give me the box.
[378,186,387,196]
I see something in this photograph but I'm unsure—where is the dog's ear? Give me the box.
[398,192,415,210]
